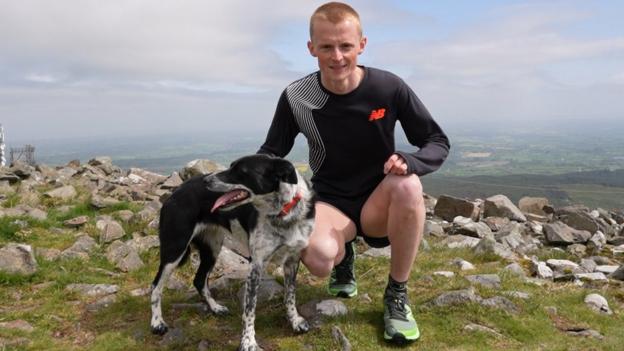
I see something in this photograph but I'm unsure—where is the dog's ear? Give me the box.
[274,159,298,185]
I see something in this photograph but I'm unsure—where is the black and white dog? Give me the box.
[150,154,314,351]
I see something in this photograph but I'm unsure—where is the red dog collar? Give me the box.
[279,193,302,217]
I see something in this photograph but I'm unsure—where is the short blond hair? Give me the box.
[309,2,362,39]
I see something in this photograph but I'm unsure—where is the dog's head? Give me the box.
[204,154,299,214]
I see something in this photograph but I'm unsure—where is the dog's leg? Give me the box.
[239,260,264,351]
[150,258,182,335]
[193,231,229,315]
[283,256,309,333]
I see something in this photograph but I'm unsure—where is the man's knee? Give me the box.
[300,232,340,278]
[389,174,424,207]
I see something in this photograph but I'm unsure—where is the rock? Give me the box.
[574,272,608,282]
[566,328,603,339]
[88,156,116,175]
[86,294,117,312]
[61,235,98,260]
[63,215,89,228]
[451,258,475,271]
[427,288,482,307]
[465,274,501,289]
[0,243,38,275]
[546,259,580,274]
[503,263,526,277]
[595,265,618,274]
[530,260,553,280]
[566,244,587,257]
[97,219,126,243]
[361,246,390,258]
[44,185,77,200]
[433,195,480,221]
[130,287,151,297]
[66,283,118,297]
[473,237,516,260]
[127,235,160,254]
[463,323,503,338]
[580,259,597,273]
[502,291,531,299]
[440,235,481,249]
[433,271,455,278]
[127,168,167,185]
[543,222,591,245]
[91,195,120,209]
[454,220,493,239]
[106,240,144,272]
[237,276,284,305]
[0,320,35,333]
[331,325,352,351]
[9,161,35,179]
[584,294,612,315]
[161,172,184,189]
[484,195,526,222]
[316,300,348,317]
[115,210,134,223]
[424,219,446,237]
[556,206,599,233]
[518,197,553,216]
[180,159,225,181]
[25,208,47,221]
[608,265,624,281]
[480,296,519,314]
[587,231,606,253]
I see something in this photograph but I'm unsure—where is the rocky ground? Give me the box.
[0,157,623,350]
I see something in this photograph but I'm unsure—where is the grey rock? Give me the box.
[433,271,455,278]
[584,293,612,315]
[428,288,482,307]
[127,235,160,254]
[546,259,580,274]
[484,195,526,222]
[574,272,608,282]
[36,247,62,261]
[66,283,118,297]
[595,265,618,274]
[556,206,599,233]
[518,197,553,216]
[502,291,531,299]
[463,323,503,338]
[62,235,98,258]
[433,195,480,222]
[566,244,587,257]
[465,274,501,289]
[0,320,34,333]
[86,294,117,312]
[473,237,516,260]
[424,219,446,237]
[331,325,352,351]
[91,195,120,209]
[115,210,134,223]
[451,258,475,271]
[97,219,126,243]
[454,220,493,238]
[566,328,603,339]
[0,243,38,275]
[106,240,144,272]
[503,263,526,277]
[480,296,520,314]
[63,215,89,228]
[579,259,597,273]
[180,159,225,181]
[587,231,606,253]
[544,221,591,245]
[608,265,624,281]
[161,172,184,189]
[44,185,77,200]
[530,260,553,280]
[316,299,348,317]
[128,168,167,185]
[361,246,390,258]
[440,235,481,249]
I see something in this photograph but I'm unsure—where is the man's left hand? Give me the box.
[383,154,408,175]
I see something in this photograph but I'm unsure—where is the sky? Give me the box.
[1,0,623,143]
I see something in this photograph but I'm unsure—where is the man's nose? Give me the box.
[330,47,342,61]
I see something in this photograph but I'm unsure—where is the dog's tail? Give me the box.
[177,247,192,267]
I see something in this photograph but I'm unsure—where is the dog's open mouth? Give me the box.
[211,189,250,212]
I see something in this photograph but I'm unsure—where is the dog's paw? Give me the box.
[150,322,169,335]
[211,303,230,316]
[291,317,310,334]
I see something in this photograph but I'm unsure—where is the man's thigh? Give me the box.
[360,174,422,237]
[312,201,357,245]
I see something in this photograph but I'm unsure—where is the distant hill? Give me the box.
[422,169,624,210]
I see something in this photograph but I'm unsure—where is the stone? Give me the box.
[595,265,618,274]
[463,323,503,338]
[86,294,117,312]
[37,247,62,261]
[556,206,600,233]
[473,237,516,260]
[161,172,184,189]
[106,241,144,272]
[361,246,391,258]
[530,260,553,280]
[61,235,98,260]
[482,216,511,232]
[127,235,160,254]
[316,299,348,317]
[503,263,526,277]
[451,258,475,271]
[454,220,493,239]
[127,168,167,185]
[465,274,501,289]
[566,244,587,257]
[427,288,482,307]
[433,271,455,278]
[484,195,526,222]
[65,283,118,297]
[574,273,608,282]
[480,296,520,314]
[584,294,612,315]
[180,159,225,181]
[518,197,553,216]
[91,195,120,209]
[543,221,591,245]
[440,235,481,249]
[44,185,77,200]
[331,325,352,351]
[115,210,134,223]
[424,219,446,237]
[433,195,480,222]
[0,243,38,275]
[608,265,624,281]
[546,259,580,274]
[587,231,606,253]
[97,219,126,243]
[0,320,34,333]
[63,215,89,228]
[502,291,531,299]
[579,259,597,273]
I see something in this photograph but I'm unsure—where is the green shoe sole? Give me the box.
[384,328,420,343]
[327,286,358,298]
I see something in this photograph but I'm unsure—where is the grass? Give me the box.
[2,234,623,351]
[1,192,623,350]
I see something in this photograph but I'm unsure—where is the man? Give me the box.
[258,2,449,343]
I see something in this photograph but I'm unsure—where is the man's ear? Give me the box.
[274,159,298,185]
[307,40,317,57]
[358,36,367,55]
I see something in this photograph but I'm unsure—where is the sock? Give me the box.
[386,274,407,293]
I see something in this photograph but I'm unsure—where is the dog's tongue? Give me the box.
[211,190,246,212]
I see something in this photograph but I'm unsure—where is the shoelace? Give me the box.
[385,291,409,321]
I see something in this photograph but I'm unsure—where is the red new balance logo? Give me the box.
[369,108,386,121]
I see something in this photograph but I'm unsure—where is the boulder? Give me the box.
[0,243,37,275]
[453,219,493,239]
[543,222,591,245]
[161,172,184,189]
[433,195,480,222]
[44,185,77,200]
[484,195,526,222]
[556,206,599,234]
[180,159,225,181]
[96,219,126,243]
[105,241,144,272]
[518,197,553,216]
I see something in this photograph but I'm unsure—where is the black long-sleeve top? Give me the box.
[258,66,450,199]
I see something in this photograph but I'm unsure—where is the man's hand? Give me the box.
[383,154,408,175]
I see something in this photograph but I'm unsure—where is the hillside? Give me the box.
[1,158,623,350]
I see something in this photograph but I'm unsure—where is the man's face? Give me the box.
[307,17,367,86]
